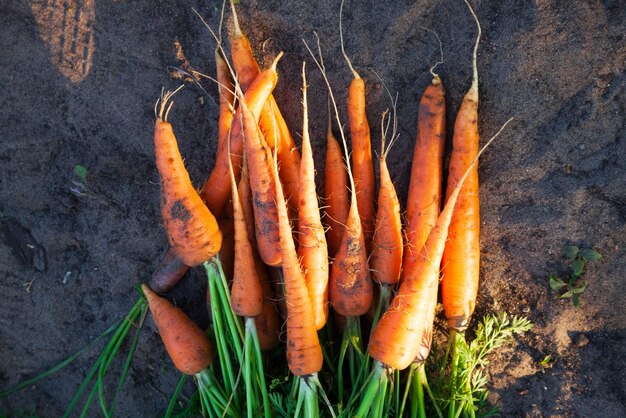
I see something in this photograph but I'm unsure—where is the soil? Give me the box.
[1,0,625,417]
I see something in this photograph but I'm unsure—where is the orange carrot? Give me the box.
[229,2,301,214]
[237,153,280,349]
[298,62,329,330]
[215,48,236,151]
[228,138,263,318]
[239,55,284,267]
[147,50,236,295]
[368,115,512,370]
[272,100,323,376]
[154,91,221,267]
[255,273,281,351]
[329,168,372,316]
[340,11,375,253]
[142,284,213,375]
[441,1,481,331]
[324,114,349,258]
[304,36,373,318]
[370,112,403,286]
[238,153,257,249]
[217,203,235,284]
[200,56,279,219]
[401,40,446,283]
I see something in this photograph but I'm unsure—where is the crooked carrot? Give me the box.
[154,91,221,267]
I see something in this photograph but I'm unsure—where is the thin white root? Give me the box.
[339,0,360,79]
[463,0,481,96]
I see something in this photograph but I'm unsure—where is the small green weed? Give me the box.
[539,355,554,369]
[549,245,602,307]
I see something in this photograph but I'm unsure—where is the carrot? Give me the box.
[238,154,257,250]
[238,54,284,267]
[328,150,372,317]
[154,91,222,267]
[324,112,349,257]
[229,1,301,214]
[370,111,403,286]
[402,74,446,282]
[148,248,190,294]
[215,48,236,151]
[255,274,281,351]
[236,153,281,350]
[298,62,330,330]
[148,48,237,296]
[271,82,323,377]
[227,137,263,318]
[303,33,373,320]
[340,4,375,253]
[367,118,512,371]
[142,284,213,375]
[200,54,279,219]
[217,203,235,284]
[441,0,482,332]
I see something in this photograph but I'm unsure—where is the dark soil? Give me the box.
[1,0,625,417]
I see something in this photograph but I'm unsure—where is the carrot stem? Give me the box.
[96,297,147,417]
[204,257,244,410]
[108,304,146,415]
[370,284,392,335]
[164,374,189,418]
[447,330,463,418]
[353,362,386,417]
[299,376,319,418]
[393,368,401,417]
[337,321,350,404]
[411,364,426,418]
[196,368,238,417]
[398,364,416,418]
[62,297,146,418]
[0,315,121,398]
[421,365,443,418]
[248,318,271,417]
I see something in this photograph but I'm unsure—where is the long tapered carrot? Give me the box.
[142,284,213,375]
[272,99,323,377]
[368,116,512,370]
[228,135,263,318]
[305,36,373,318]
[441,0,482,331]
[229,2,301,213]
[200,55,279,218]
[237,153,281,350]
[298,62,330,330]
[370,112,403,286]
[402,74,446,282]
[238,55,283,267]
[340,2,375,253]
[154,91,222,267]
[324,113,349,258]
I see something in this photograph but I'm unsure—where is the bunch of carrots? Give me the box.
[1,1,532,417]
